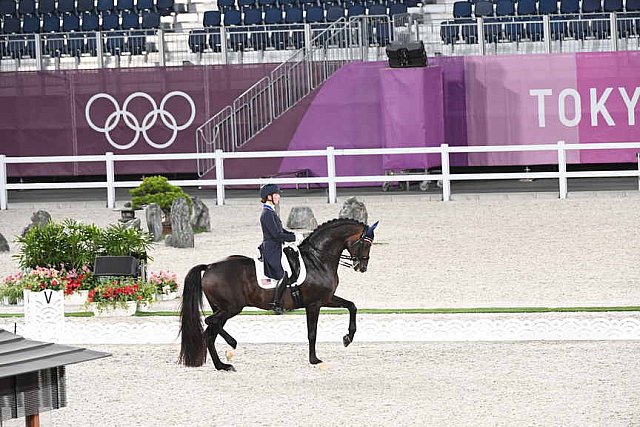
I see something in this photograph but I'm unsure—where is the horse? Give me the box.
[179,218,378,371]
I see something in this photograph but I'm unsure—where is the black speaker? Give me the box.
[93,256,139,277]
[385,41,427,68]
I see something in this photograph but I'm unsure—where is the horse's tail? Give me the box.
[179,264,208,367]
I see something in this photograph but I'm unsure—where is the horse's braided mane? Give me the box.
[301,217,366,245]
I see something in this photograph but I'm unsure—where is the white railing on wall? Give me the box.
[2,141,640,210]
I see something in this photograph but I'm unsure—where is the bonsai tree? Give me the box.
[129,176,191,221]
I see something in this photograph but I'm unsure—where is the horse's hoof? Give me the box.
[225,350,235,361]
[216,363,236,372]
[343,335,352,347]
[309,358,323,365]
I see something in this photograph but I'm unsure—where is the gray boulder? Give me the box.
[286,207,318,230]
[190,196,211,232]
[146,203,163,242]
[0,233,8,252]
[166,198,194,248]
[21,210,52,237]
[338,197,368,224]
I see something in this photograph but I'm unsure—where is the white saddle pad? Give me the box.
[254,244,307,289]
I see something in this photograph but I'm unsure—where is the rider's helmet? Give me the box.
[260,184,280,199]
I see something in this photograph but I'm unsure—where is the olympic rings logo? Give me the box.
[85,91,196,150]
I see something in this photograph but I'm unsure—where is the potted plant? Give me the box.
[0,273,25,305]
[148,270,179,301]
[129,176,192,234]
[86,278,155,317]
[63,266,95,305]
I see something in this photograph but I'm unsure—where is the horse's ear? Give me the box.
[365,221,379,239]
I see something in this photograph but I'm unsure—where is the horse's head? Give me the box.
[345,221,378,273]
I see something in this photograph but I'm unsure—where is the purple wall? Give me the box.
[4,52,640,180]
[0,65,276,176]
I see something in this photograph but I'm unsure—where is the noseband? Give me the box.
[339,234,372,268]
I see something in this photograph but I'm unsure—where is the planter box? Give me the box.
[64,290,89,305]
[157,291,178,301]
[23,289,65,342]
[90,301,137,317]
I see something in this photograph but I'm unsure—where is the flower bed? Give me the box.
[87,278,155,315]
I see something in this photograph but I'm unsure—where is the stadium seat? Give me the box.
[38,0,56,15]
[496,0,521,41]
[224,8,242,24]
[453,1,472,18]
[81,12,100,30]
[440,20,459,44]
[188,29,207,52]
[325,5,343,21]
[217,0,235,11]
[141,10,160,28]
[223,9,246,50]
[43,33,64,57]
[515,0,540,41]
[155,0,173,15]
[278,0,297,9]
[122,10,139,28]
[97,0,115,14]
[117,0,135,13]
[203,10,221,26]
[22,13,40,32]
[77,0,96,14]
[264,6,282,22]
[3,15,20,33]
[102,11,120,29]
[388,2,406,16]
[105,30,125,54]
[0,0,17,16]
[238,0,255,9]
[18,0,36,15]
[127,29,146,54]
[137,0,154,11]
[258,0,277,9]
[243,8,268,49]
[62,13,80,30]
[284,5,302,22]
[42,14,60,31]
[67,32,85,56]
[57,0,76,15]
[305,4,324,21]
[347,3,365,16]
[243,7,263,24]
[368,3,386,15]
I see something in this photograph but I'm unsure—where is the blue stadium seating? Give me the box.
[217,0,235,11]
[77,0,96,14]
[278,0,297,9]
[368,3,386,15]
[188,28,207,52]
[388,2,406,16]
[141,10,160,28]
[3,15,20,33]
[156,0,174,15]
[122,10,139,28]
[22,14,40,32]
[68,32,85,56]
[63,14,80,31]
[57,0,76,16]
[238,0,255,10]
[137,0,154,11]
[223,8,242,24]
[18,0,36,16]
[38,0,56,15]
[326,5,343,21]
[105,31,125,54]
[284,5,302,22]
[81,12,100,30]
[203,10,221,26]
[43,14,60,31]
[305,5,324,21]
[43,33,64,57]
[0,0,17,17]
[347,4,365,16]
[102,11,120,29]
[97,0,115,14]
[116,0,135,13]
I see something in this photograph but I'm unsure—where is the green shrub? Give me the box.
[14,220,153,270]
[129,176,191,215]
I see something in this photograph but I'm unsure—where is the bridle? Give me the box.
[339,234,372,268]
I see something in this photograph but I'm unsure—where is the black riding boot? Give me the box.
[270,274,288,315]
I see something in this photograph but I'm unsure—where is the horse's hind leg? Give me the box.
[204,312,235,371]
[325,295,357,347]
[206,315,237,349]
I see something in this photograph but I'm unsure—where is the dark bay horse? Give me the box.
[179,218,378,371]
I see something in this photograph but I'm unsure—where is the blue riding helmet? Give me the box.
[260,184,280,199]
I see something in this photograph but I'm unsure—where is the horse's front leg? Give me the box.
[305,303,322,365]
[324,295,357,347]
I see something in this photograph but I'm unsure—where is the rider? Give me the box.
[259,184,296,314]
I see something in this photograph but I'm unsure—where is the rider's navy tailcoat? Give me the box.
[260,205,295,280]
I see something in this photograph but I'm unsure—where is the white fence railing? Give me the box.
[2,141,640,210]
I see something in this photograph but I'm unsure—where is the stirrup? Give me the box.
[269,302,284,315]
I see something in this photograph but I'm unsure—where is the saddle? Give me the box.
[254,244,306,290]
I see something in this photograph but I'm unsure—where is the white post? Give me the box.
[326,146,337,204]
[543,15,552,54]
[636,152,640,192]
[105,152,115,208]
[440,144,451,201]
[215,149,225,206]
[557,140,567,199]
[0,155,7,210]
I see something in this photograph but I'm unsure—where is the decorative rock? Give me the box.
[122,218,141,231]
[190,196,211,232]
[166,198,194,248]
[0,233,8,252]
[338,196,368,224]
[146,203,163,242]
[21,210,51,237]
[286,207,318,230]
